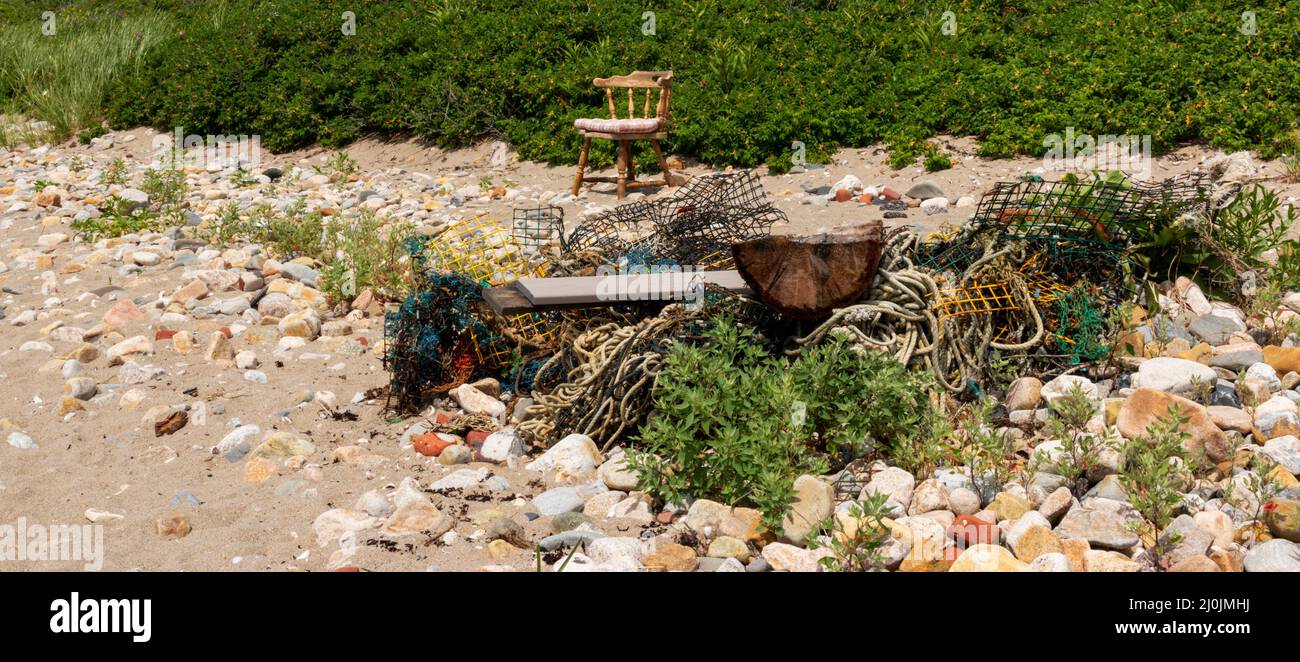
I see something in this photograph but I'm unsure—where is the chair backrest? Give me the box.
[592,71,673,124]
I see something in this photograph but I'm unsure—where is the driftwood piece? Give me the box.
[731,220,884,319]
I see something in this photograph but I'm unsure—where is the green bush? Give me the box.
[628,320,932,532]
[65,0,1300,169]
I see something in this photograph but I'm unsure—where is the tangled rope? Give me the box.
[517,305,698,450]
[790,229,1047,394]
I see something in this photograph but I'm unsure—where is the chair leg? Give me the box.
[650,140,672,187]
[616,141,630,199]
[571,138,592,196]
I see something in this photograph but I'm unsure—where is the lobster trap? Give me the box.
[562,171,782,269]
[424,212,544,285]
[512,205,567,252]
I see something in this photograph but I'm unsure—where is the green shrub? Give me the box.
[628,320,824,533]
[77,0,1300,169]
[1120,405,1192,539]
[628,320,932,533]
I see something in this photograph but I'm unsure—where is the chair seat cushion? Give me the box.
[574,117,662,134]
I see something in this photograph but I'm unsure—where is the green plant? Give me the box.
[102,157,128,188]
[71,195,159,241]
[313,151,359,183]
[320,210,416,303]
[889,405,957,479]
[33,179,51,191]
[1223,453,1285,531]
[628,319,825,534]
[1119,404,1191,535]
[807,492,893,572]
[958,399,1016,503]
[924,149,953,172]
[1044,383,1111,496]
[788,337,932,463]
[68,155,86,173]
[230,165,257,188]
[0,11,174,142]
[1203,184,1300,292]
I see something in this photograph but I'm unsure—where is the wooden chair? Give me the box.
[571,70,677,199]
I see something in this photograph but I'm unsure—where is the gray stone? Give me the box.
[539,528,605,551]
[1054,507,1140,550]
[428,468,490,490]
[1260,436,1300,474]
[1243,539,1300,572]
[1189,314,1240,345]
[1160,514,1214,565]
[1084,474,1129,502]
[533,487,585,516]
[904,182,945,200]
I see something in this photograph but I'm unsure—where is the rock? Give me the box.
[760,542,828,572]
[1054,507,1139,550]
[356,490,394,518]
[1246,362,1282,391]
[313,509,379,547]
[438,445,473,465]
[1041,375,1097,403]
[643,543,698,571]
[947,514,1000,547]
[7,432,36,449]
[586,536,644,566]
[947,487,981,515]
[950,544,1028,572]
[230,350,258,370]
[1009,523,1063,562]
[681,499,765,542]
[1083,549,1141,572]
[64,377,97,401]
[860,466,915,516]
[485,518,527,547]
[1037,486,1074,524]
[429,468,490,490]
[1263,345,1300,375]
[706,536,752,562]
[1189,314,1241,345]
[907,478,949,516]
[1243,538,1300,571]
[904,181,945,200]
[593,456,638,492]
[533,487,586,517]
[1193,510,1235,548]
[1266,498,1300,543]
[920,197,949,214]
[989,491,1032,522]
[780,475,835,544]
[215,425,260,458]
[1028,552,1072,572]
[1132,357,1217,395]
[1210,349,1263,372]
[101,299,145,329]
[155,513,192,539]
[204,331,233,362]
[252,431,315,459]
[525,434,601,475]
[105,335,153,364]
[383,501,453,539]
[1260,436,1300,474]
[452,384,506,418]
[1116,388,1230,461]
[480,428,525,462]
[1005,377,1043,411]
[1168,555,1220,572]
[1161,514,1215,565]
[1084,474,1129,502]
[278,310,320,339]
[539,529,605,551]
[1207,405,1253,434]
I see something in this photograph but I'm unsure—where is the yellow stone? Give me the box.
[487,539,517,560]
[57,397,85,416]
[243,456,277,483]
